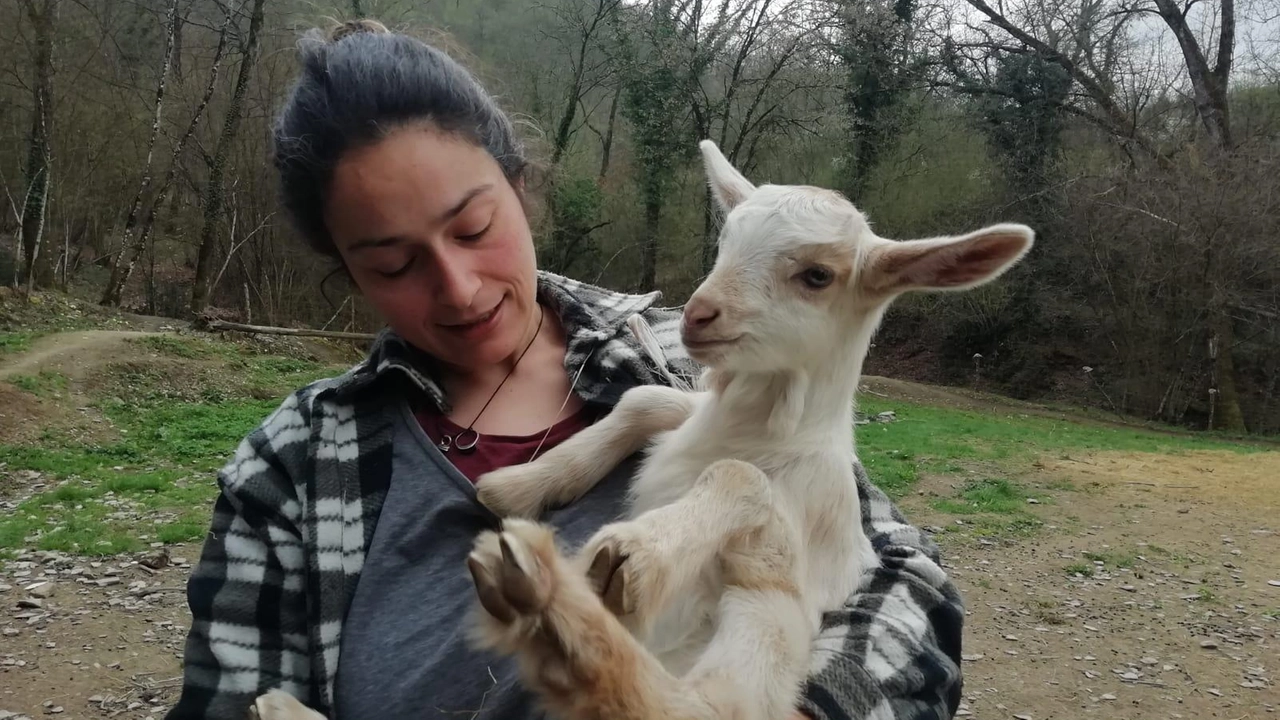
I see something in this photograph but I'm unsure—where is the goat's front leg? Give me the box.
[574,459,779,633]
[465,519,733,720]
[475,385,698,518]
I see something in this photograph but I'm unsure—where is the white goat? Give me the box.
[459,140,1034,720]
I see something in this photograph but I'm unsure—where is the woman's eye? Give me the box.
[798,266,834,289]
[375,259,413,279]
[457,223,491,242]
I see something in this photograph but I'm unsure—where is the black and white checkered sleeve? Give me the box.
[166,394,316,720]
[798,463,966,720]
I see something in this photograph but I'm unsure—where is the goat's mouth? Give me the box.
[682,335,743,354]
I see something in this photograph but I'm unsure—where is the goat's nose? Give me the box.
[683,296,720,330]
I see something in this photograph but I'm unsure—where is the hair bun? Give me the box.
[328,18,390,44]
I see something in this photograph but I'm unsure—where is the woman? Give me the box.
[165,19,965,720]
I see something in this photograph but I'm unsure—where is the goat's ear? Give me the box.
[863,223,1034,295]
[699,140,755,212]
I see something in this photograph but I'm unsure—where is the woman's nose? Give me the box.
[433,249,482,310]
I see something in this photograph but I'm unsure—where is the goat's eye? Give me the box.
[798,266,835,289]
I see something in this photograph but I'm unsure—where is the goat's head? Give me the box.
[682,140,1034,373]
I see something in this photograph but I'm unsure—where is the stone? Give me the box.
[24,582,53,599]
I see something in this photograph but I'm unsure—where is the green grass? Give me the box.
[0,395,278,555]
[932,478,1029,514]
[853,396,1260,537]
[8,370,68,397]
[1082,550,1138,569]
[0,332,346,556]
[0,330,41,355]
[927,477,1047,537]
[853,396,1256,499]
[1064,562,1096,577]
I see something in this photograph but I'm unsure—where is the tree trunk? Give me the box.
[640,191,661,291]
[101,8,231,307]
[701,188,716,273]
[1209,309,1247,432]
[1152,0,1232,150]
[190,0,266,316]
[551,61,586,167]
[20,0,57,291]
[598,87,620,179]
[101,0,177,305]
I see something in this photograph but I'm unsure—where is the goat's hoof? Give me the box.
[467,519,559,624]
[580,521,666,617]
[247,690,323,720]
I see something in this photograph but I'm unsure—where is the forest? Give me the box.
[2,0,1278,433]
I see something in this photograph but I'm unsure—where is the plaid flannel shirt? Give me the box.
[166,270,965,720]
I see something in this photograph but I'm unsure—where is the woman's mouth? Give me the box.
[441,300,503,339]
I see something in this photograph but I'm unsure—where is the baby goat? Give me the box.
[462,140,1034,720]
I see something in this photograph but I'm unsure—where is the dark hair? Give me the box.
[272,19,528,259]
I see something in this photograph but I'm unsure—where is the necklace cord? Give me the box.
[448,305,545,452]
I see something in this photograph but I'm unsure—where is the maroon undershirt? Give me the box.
[415,403,603,484]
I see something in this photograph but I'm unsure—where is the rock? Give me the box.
[1099,693,1117,701]
[16,598,42,609]
[962,654,984,661]
[1120,585,1136,592]
[1207,688,1222,697]
[24,582,53,599]
[1027,498,1040,505]
[1200,639,1220,649]
[1268,580,1280,587]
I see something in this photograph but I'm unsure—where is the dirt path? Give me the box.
[898,449,1280,720]
[0,331,165,382]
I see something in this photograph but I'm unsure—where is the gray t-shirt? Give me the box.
[333,400,640,719]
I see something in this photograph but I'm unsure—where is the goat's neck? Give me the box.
[705,325,876,442]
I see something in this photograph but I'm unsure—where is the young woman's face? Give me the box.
[324,127,539,371]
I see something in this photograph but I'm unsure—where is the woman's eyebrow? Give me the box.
[347,183,494,251]
[441,183,493,222]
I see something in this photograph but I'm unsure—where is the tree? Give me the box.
[838,0,921,200]
[100,0,178,306]
[612,1,701,290]
[946,0,1250,431]
[189,0,266,316]
[101,6,232,307]
[534,0,623,276]
[17,0,58,291]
